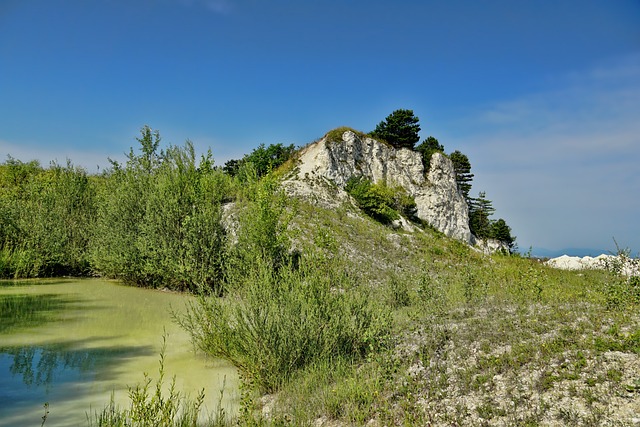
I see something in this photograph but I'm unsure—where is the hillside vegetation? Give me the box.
[1,127,639,426]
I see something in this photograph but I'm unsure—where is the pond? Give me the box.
[0,278,239,427]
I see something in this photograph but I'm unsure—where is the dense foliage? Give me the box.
[223,143,296,178]
[370,109,421,149]
[0,158,95,277]
[415,136,445,173]
[91,127,231,292]
[344,176,416,224]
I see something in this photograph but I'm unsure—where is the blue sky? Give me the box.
[1,0,639,255]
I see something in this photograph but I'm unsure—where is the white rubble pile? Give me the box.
[545,254,639,276]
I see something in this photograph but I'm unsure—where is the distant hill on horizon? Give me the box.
[530,247,612,259]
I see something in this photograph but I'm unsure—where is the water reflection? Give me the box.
[0,293,81,333]
[0,279,238,427]
[0,341,153,391]
[0,279,73,288]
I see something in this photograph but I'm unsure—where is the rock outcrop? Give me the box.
[284,130,472,243]
[473,238,511,255]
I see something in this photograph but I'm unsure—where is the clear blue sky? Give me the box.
[1,0,639,255]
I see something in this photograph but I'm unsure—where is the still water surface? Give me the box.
[0,278,238,427]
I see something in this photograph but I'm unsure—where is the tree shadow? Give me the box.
[0,338,155,392]
[0,278,82,288]
[0,293,87,333]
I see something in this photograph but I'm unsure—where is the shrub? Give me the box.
[223,143,296,178]
[177,254,391,394]
[0,159,95,278]
[229,174,294,281]
[344,176,416,224]
[91,130,230,292]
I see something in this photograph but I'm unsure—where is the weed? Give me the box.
[87,333,225,427]
[41,402,49,427]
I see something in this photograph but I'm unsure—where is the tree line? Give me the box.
[0,126,296,287]
[0,111,515,283]
[371,109,516,251]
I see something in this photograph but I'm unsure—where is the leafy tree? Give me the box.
[415,136,445,173]
[370,109,421,150]
[135,125,162,173]
[223,143,296,178]
[222,158,241,176]
[449,150,474,202]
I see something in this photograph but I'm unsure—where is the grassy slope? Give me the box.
[255,195,640,426]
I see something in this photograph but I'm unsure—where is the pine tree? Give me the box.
[469,191,494,239]
[449,150,474,202]
[371,109,421,150]
[491,218,516,252]
[415,136,444,173]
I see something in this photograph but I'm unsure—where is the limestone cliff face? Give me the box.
[287,130,472,243]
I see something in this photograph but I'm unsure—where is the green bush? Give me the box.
[228,173,294,283]
[223,143,296,178]
[0,159,95,277]
[91,129,231,292]
[344,176,415,224]
[178,254,391,393]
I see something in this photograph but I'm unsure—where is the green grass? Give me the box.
[323,126,368,143]
[224,198,640,426]
[82,191,639,426]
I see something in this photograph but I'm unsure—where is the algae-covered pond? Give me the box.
[0,278,238,427]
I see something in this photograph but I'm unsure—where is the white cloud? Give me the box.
[451,54,640,252]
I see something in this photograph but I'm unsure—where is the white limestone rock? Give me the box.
[285,130,472,243]
[473,237,511,255]
[546,254,639,276]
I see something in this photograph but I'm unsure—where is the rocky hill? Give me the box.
[283,129,472,243]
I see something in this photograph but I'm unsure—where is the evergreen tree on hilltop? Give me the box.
[370,109,421,150]
[469,191,517,252]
